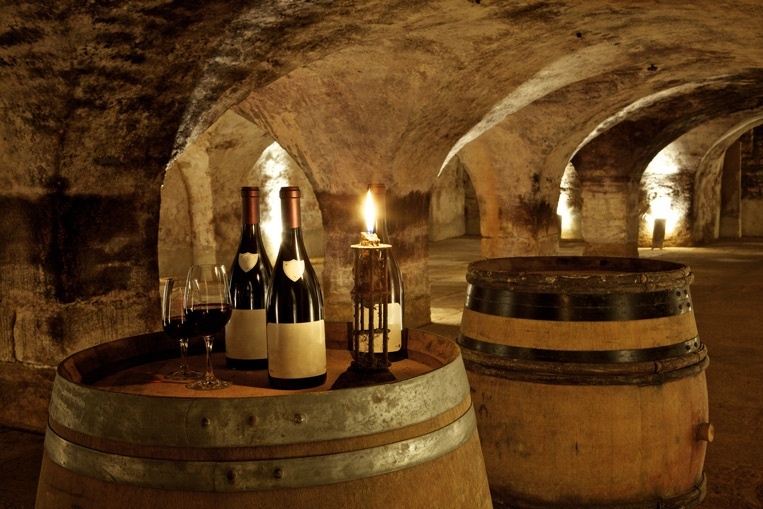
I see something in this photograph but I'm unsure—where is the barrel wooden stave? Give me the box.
[470,370,708,507]
[459,257,710,509]
[461,308,699,352]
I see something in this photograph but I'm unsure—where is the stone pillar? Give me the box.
[314,192,359,325]
[429,158,466,241]
[458,134,561,259]
[393,191,432,329]
[719,141,742,238]
[464,171,481,236]
[571,119,662,257]
[580,176,640,257]
[480,208,560,259]
[180,147,219,265]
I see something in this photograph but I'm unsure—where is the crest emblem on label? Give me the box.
[283,259,305,282]
[238,253,259,273]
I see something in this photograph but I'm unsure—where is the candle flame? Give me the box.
[364,189,376,233]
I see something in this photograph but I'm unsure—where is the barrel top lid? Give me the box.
[49,327,470,450]
[466,256,693,293]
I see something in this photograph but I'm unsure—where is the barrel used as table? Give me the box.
[458,257,711,509]
[36,323,492,509]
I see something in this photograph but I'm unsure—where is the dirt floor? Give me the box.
[1,237,761,508]
[655,240,763,508]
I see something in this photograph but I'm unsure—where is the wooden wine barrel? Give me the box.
[458,257,711,509]
[36,324,492,509]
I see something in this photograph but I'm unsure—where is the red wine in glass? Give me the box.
[184,265,233,390]
[161,277,201,381]
[186,304,233,336]
[163,316,193,340]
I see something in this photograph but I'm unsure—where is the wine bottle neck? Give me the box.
[241,187,261,225]
[375,219,391,244]
[280,186,302,229]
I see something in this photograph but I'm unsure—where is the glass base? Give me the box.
[187,376,231,390]
[163,368,203,381]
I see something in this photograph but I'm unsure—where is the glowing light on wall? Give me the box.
[644,194,676,234]
[259,142,291,261]
[642,146,683,237]
[557,194,572,235]
[644,197,678,238]
[556,162,580,239]
[645,146,681,176]
[648,195,673,219]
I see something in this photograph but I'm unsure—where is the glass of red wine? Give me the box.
[184,264,233,390]
[161,277,202,381]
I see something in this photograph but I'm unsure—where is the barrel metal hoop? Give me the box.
[47,353,470,448]
[460,342,709,386]
[44,406,478,491]
[491,473,706,509]
[465,284,692,321]
[458,334,702,364]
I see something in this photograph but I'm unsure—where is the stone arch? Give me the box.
[437,66,763,258]
[429,156,480,241]
[693,117,763,243]
[571,74,763,256]
[159,110,325,280]
[632,113,763,248]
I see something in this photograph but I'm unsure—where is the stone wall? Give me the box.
[0,0,363,432]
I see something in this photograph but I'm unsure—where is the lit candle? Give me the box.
[361,189,380,246]
[348,186,393,375]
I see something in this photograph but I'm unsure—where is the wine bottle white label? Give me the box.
[283,259,305,282]
[358,303,402,353]
[225,309,267,359]
[238,252,259,273]
[267,320,326,379]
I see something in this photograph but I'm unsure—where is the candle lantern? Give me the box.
[351,233,392,371]
[332,190,396,389]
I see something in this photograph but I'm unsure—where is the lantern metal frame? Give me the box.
[350,242,392,372]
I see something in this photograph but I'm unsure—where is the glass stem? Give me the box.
[179,337,190,373]
[203,335,215,380]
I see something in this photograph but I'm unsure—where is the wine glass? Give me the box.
[161,277,202,380]
[184,264,233,390]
